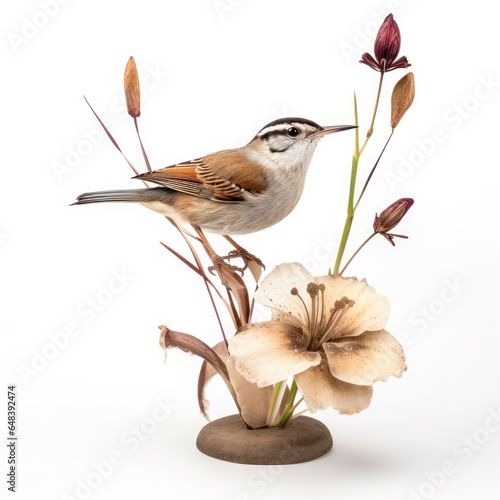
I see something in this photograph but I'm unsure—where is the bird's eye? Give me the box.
[287,127,300,137]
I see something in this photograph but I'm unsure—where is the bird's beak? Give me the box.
[312,125,357,138]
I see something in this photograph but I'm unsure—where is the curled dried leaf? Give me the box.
[124,56,141,118]
[391,72,415,128]
[159,325,230,381]
[159,326,248,426]
[198,341,284,428]
[218,265,251,326]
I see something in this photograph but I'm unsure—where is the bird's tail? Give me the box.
[72,187,169,205]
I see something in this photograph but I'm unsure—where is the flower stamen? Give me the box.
[290,287,312,343]
[318,284,326,337]
[307,282,320,339]
[314,296,355,347]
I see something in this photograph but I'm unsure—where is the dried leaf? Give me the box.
[124,56,141,118]
[193,226,247,331]
[218,266,251,326]
[173,225,236,338]
[160,241,202,276]
[159,326,240,413]
[198,353,216,421]
[391,72,415,128]
[198,341,287,428]
[246,259,264,283]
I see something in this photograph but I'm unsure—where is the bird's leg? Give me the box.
[222,235,265,278]
[192,226,246,284]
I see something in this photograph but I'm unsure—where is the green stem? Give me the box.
[333,72,385,275]
[267,381,287,426]
[333,152,359,275]
[332,94,360,275]
[277,380,299,428]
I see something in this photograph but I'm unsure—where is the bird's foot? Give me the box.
[208,256,246,287]
[221,235,265,281]
[223,249,265,273]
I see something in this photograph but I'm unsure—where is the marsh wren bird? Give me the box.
[73,117,355,235]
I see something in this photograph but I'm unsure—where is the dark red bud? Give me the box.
[374,14,402,68]
[374,198,414,234]
[360,14,411,72]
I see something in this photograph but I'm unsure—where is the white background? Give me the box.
[1,1,499,499]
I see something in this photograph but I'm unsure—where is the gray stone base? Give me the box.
[196,414,333,464]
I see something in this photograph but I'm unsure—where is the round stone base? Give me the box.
[196,414,332,464]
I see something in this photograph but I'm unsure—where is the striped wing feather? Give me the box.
[135,149,268,201]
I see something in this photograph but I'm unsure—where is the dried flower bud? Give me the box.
[391,72,415,128]
[374,198,414,246]
[375,14,402,66]
[124,56,141,118]
[360,14,411,73]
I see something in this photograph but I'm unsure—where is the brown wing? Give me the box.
[135,159,213,198]
[135,149,268,201]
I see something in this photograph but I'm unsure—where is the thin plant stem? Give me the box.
[134,117,152,172]
[267,381,287,427]
[359,71,384,157]
[287,397,304,418]
[176,224,229,344]
[339,232,376,275]
[266,382,283,424]
[333,96,359,276]
[84,96,144,180]
[277,379,299,428]
[354,129,394,211]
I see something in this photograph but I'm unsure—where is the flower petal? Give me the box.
[360,52,381,71]
[323,330,407,385]
[295,360,373,414]
[199,341,279,429]
[254,263,314,328]
[318,276,390,337]
[388,55,411,71]
[229,321,321,387]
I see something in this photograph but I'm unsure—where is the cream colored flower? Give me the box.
[229,263,407,415]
